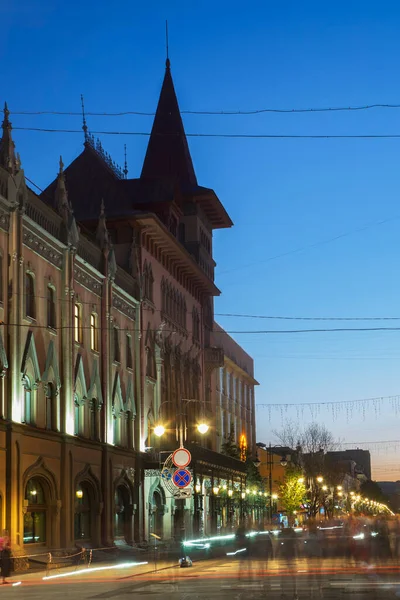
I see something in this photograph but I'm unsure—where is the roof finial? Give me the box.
[0,102,19,174]
[81,94,88,142]
[165,20,170,69]
[123,144,128,178]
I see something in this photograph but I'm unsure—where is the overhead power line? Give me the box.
[12,127,400,139]
[10,103,400,117]
[215,313,400,321]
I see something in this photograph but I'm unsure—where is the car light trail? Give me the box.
[42,561,148,581]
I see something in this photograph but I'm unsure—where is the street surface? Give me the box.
[1,557,400,599]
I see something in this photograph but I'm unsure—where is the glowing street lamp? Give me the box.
[322,485,328,491]
[316,476,323,483]
[197,423,209,435]
[298,477,305,484]
[337,485,343,491]
[154,424,165,437]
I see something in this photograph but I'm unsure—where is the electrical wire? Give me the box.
[12,127,400,139]
[10,103,400,117]
[215,313,400,321]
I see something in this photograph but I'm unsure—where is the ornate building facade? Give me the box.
[0,58,256,549]
[212,322,258,458]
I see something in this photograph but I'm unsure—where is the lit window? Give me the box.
[90,313,98,351]
[74,304,82,343]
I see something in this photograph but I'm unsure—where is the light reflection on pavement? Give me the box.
[1,558,399,599]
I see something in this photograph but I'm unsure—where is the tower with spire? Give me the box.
[0,103,20,176]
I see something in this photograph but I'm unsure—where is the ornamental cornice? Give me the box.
[112,294,136,320]
[74,266,102,296]
[23,229,63,268]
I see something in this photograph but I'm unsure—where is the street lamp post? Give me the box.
[267,444,288,523]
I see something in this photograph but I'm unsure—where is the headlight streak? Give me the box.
[42,561,148,581]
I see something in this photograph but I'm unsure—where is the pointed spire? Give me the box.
[123,144,128,178]
[0,102,19,174]
[55,156,70,220]
[81,94,88,143]
[165,20,170,70]
[140,61,197,187]
[96,198,110,250]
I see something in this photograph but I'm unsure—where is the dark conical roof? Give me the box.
[140,60,197,187]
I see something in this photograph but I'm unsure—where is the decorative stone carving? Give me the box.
[74,266,102,296]
[23,229,63,268]
[0,210,9,231]
[112,294,136,320]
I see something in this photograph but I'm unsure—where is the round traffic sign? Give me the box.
[172,448,192,468]
[172,468,192,488]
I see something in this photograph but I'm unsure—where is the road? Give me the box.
[2,557,400,599]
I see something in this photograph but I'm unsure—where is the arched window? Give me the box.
[46,382,56,431]
[47,285,56,329]
[74,482,92,541]
[90,313,98,351]
[24,478,46,543]
[25,273,35,319]
[74,304,82,344]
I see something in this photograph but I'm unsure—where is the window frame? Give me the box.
[47,285,56,329]
[90,312,99,352]
[74,303,83,344]
[113,325,120,363]
[126,333,133,369]
[25,272,36,320]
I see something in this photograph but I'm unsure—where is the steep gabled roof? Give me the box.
[140,59,197,188]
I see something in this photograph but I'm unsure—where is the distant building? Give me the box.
[378,481,400,513]
[212,322,258,458]
[327,449,371,480]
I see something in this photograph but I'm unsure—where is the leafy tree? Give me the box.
[245,455,265,489]
[221,424,241,460]
[279,466,306,523]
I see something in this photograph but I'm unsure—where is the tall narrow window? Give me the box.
[74,304,82,343]
[90,399,97,441]
[46,382,55,431]
[0,253,3,303]
[90,313,98,351]
[25,273,35,319]
[74,399,80,436]
[126,334,133,369]
[47,286,56,329]
[113,326,120,362]
[23,376,33,425]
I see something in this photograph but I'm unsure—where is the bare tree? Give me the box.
[273,420,337,453]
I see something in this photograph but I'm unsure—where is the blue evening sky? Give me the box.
[2,0,400,479]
